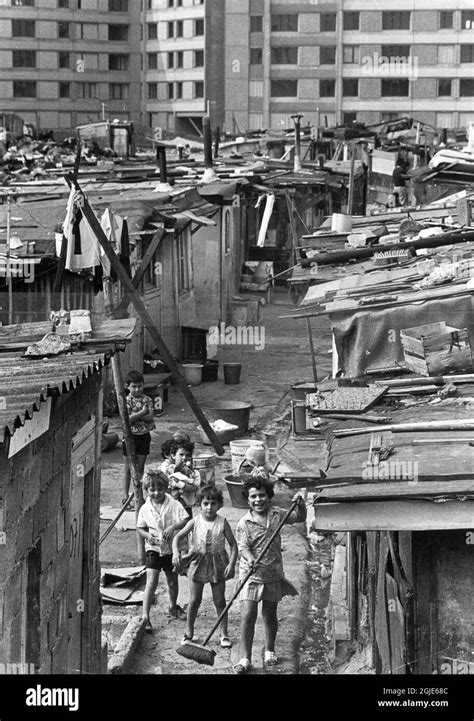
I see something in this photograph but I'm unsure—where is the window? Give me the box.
[167,21,174,38]
[167,83,174,99]
[78,23,98,40]
[58,51,70,68]
[271,79,297,97]
[148,53,158,70]
[12,19,35,36]
[167,51,174,69]
[177,51,184,68]
[194,49,204,67]
[13,80,36,97]
[439,11,453,29]
[12,50,36,67]
[460,79,474,96]
[271,14,298,32]
[462,11,474,29]
[343,78,359,97]
[11,0,34,4]
[148,23,157,40]
[58,0,69,5]
[177,230,191,293]
[250,48,262,65]
[77,82,98,99]
[148,83,157,99]
[320,46,336,65]
[382,12,410,30]
[436,112,455,128]
[461,45,474,63]
[58,21,70,38]
[343,112,357,125]
[438,45,455,64]
[108,24,128,41]
[320,13,336,32]
[109,83,129,100]
[175,82,183,99]
[381,45,411,59]
[271,47,298,64]
[194,81,204,98]
[381,78,409,96]
[343,11,359,31]
[109,54,129,70]
[438,78,452,96]
[59,81,70,98]
[194,18,204,35]
[176,20,183,37]
[343,45,359,64]
[250,15,262,33]
[319,79,335,97]
[109,0,127,10]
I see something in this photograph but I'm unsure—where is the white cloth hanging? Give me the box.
[61,187,100,271]
[256,193,275,247]
[99,208,124,275]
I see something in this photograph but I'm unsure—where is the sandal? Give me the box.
[264,650,278,665]
[220,636,232,648]
[234,658,252,674]
[144,620,153,635]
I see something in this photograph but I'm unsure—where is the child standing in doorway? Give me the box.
[137,469,189,632]
[160,438,201,517]
[233,477,306,674]
[172,485,238,648]
[122,370,155,509]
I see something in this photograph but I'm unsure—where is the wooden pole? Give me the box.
[66,176,225,455]
[347,143,355,216]
[306,317,318,385]
[102,272,145,563]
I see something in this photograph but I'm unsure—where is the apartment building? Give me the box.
[224,0,474,132]
[0,0,142,132]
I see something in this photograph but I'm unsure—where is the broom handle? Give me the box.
[201,498,300,647]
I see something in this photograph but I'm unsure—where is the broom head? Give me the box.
[176,640,216,666]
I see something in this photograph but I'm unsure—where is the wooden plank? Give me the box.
[312,500,474,531]
[129,230,165,290]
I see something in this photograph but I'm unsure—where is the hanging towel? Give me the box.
[99,208,124,275]
[61,187,100,271]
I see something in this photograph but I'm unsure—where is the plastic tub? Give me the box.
[201,401,252,436]
[224,475,249,509]
[182,363,203,386]
[229,439,266,474]
[223,362,242,385]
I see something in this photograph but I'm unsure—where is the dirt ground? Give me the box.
[99,286,333,674]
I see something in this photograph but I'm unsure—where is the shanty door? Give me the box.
[68,418,96,673]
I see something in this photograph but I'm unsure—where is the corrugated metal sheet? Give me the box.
[0,351,108,439]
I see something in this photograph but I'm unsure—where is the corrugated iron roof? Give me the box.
[0,351,108,439]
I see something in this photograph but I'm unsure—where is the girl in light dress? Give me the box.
[172,485,238,648]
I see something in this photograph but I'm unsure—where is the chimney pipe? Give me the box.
[214,126,220,160]
[203,116,213,169]
[156,143,167,183]
[291,114,303,172]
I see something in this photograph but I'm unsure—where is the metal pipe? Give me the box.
[203,115,213,169]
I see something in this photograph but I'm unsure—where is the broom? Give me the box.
[176,497,300,665]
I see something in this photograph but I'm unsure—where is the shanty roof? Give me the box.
[0,318,136,441]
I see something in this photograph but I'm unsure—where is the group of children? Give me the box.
[122,369,307,673]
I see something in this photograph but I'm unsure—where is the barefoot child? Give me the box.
[172,485,238,648]
[233,477,306,674]
[137,469,189,632]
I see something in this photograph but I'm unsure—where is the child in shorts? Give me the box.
[136,469,189,632]
[122,370,155,509]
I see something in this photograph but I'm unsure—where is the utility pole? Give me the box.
[6,193,13,325]
[291,114,303,173]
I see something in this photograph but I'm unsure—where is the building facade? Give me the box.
[1,0,474,135]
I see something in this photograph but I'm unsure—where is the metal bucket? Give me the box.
[202,401,252,436]
[193,454,216,485]
[224,475,249,509]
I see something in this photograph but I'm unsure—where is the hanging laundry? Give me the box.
[99,207,124,275]
[256,193,275,247]
[60,187,100,272]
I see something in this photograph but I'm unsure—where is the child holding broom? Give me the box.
[172,485,238,648]
[233,477,306,674]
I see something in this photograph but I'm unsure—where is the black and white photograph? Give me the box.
[0,0,473,716]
